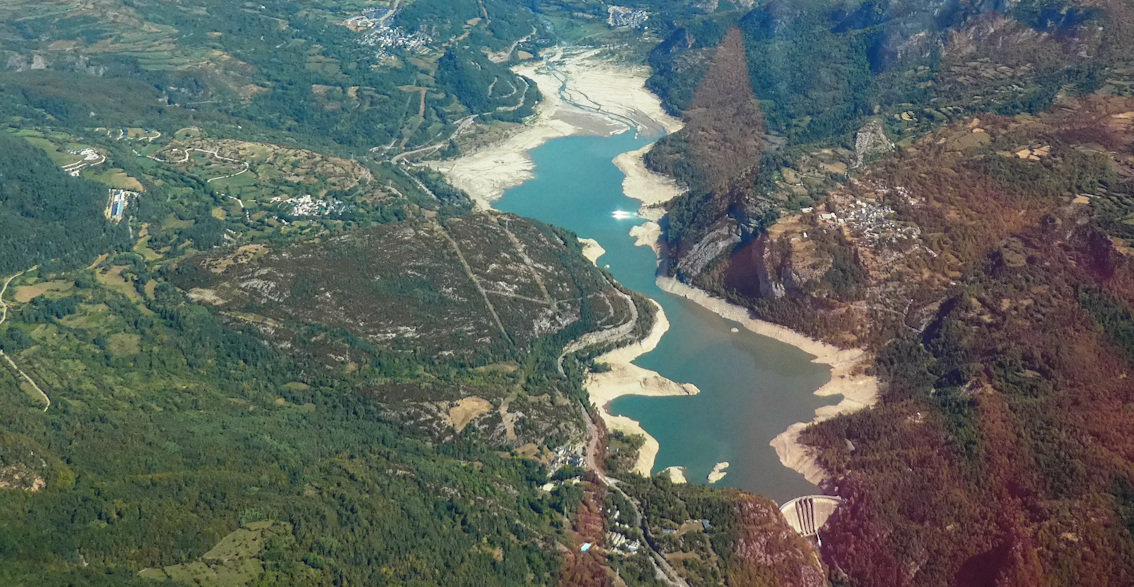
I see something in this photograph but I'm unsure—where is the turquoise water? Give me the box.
[495,132,835,503]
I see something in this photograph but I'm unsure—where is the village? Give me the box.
[607,6,650,29]
[270,194,349,218]
[350,7,433,61]
[804,183,922,251]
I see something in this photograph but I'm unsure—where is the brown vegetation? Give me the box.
[706,95,1134,350]
[727,495,826,587]
[684,28,765,195]
[650,27,767,255]
[702,93,1134,585]
[558,479,611,587]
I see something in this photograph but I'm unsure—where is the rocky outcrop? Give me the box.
[729,495,828,587]
[720,225,830,304]
[853,119,895,168]
[677,223,740,278]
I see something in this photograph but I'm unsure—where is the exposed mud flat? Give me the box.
[427,48,682,210]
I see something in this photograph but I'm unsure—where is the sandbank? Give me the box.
[426,48,682,209]
[707,461,730,484]
[662,466,688,484]
[656,277,879,487]
[613,143,686,211]
[425,46,692,479]
[629,221,662,255]
[578,238,606,265]
[585,300,699,477]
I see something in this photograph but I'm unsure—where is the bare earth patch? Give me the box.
[207,244,268,274]
[187,288,227,305]
[448,397,493,432]
[13,280,72,303]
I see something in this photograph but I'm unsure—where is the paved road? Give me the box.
[580,403,690,587]
[0,268,50,411]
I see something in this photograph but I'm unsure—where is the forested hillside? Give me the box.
[648,0,1134,255]
[0,0,543,152]
[10,0,1134,584]
[0,1,671,584]
[0,254,577,585]
[0,2,831,583]
[0,133,130,274]
[785,98,1134,585]
[648,0,1134,584]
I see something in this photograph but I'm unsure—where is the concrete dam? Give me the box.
[780,495,843,541]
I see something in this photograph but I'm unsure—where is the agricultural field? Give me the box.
[0,0,549,155]
[139,521,304,584]
[4,124,446,269]
[149,136,386,204]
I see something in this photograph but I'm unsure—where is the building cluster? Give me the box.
[607,6,649,29]
[818,193,920,249]
[353,9,432,60]
[271,194,348,217]
[539,444,586,492]
[106,189,139,222]
[606,530,641,555]
[604,507,643,556]
[547,443,586,473]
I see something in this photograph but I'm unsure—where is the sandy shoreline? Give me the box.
[426,48,682,210]
[585,301,699,477]
[427,43,872,489]
[425,42,875,490]
[628,222,662,256]
[428,44,868,490]
[662,466,688,484]
[427,47,692,477]
[656,277,879,487]
[578,238,605,265]
[613,143,686,213]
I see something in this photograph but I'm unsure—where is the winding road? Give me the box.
[0,268,50,412]
[580,404,689,587]
[556,282,637,376]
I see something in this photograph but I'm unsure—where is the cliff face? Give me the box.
[662,0,1108,283]
[657,27,767,257]
[719,232,814,301]
[698,97,1133,348]
[720,94,1134,586]
[727,495,828,587]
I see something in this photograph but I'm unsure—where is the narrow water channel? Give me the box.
[495,132,836,503]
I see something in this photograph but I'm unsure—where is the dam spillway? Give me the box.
[780,495,843,540]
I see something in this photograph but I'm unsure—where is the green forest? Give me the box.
[0,268,574,585]
[0,133,130,274]
[4,0,1134,585]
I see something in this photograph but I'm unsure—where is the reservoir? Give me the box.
[494,131,835,503]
